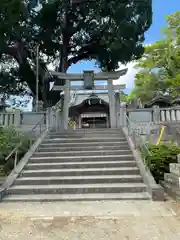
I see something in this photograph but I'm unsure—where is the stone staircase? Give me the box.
[2,128,151,201]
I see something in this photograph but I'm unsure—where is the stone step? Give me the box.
[38,145,129,152]
[3,192,151,202]
[25,161,137,170]
[21,167,140,177]
[52,128,123,133]
[40,141,126,148]
[7,183,147,195]
[14,175,143,185]
[54,134,124,138]
[33,149,130,157]
[29,155,134,163]
[47,132,125,139]
[43,137,126,143]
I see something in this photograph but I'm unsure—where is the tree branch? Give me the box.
[67,38,101,66]
[68,52,91,66]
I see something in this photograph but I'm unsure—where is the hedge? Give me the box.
[0,127,31,176]
[144,144,180,183]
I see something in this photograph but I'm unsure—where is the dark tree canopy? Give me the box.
[0,0,152,107]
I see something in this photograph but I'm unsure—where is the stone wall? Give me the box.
[0,109,63,132]
[161,155,180,201]
[127,106,180,123]
[21,112,46,125]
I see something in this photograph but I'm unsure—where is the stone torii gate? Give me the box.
[50,69,127,130]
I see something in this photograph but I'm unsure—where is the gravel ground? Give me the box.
[0,199,180,239]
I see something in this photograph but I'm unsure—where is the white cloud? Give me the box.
[113,62,139,89]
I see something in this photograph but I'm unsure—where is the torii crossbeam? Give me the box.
[50,69,128,130]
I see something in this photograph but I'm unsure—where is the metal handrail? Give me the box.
[5,115,47,170]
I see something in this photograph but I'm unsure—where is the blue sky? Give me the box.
[68,0,180,93]
[145,0,179,44]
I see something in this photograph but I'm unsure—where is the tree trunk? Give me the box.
[2,42,68,109]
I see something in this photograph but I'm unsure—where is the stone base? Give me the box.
[160,180,180,201]
[164,173,180,187]
[169,163,180,176]
[177,154,180,164]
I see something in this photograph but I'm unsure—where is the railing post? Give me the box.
[9,114,14,125]
[14,109,21,127]
[4,114,9,126]
[171,108,176,121]
[176,106,180,121]
[153,105,160,122]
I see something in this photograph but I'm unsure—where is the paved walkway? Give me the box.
[0,199,180,239]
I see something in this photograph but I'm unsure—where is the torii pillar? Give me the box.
[51,69,127,130]
[107,79,116,128]
[63,79,70,130]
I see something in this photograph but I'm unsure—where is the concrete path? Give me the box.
[0,199,180,239]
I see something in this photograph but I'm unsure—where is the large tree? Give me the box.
[131,11,180,103]
[0,0,152,107]
[129,70,171,103]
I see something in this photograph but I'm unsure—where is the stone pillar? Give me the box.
[119,105,127,126]
[108,79,116,128]
[46,108,51,129]
[14,109,21,127]
[49,108,56,129]
[63,79,70,130]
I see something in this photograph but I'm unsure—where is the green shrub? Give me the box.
[0,127,31,175]
[144,144,180,183]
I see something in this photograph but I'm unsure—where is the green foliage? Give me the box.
[120,91,128,102]
[144,144,180,183]
[130,70,171,103]
[68,119,75,128]
[0,0,152,106]
[131,11,180,103]
[0,127,31,175]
